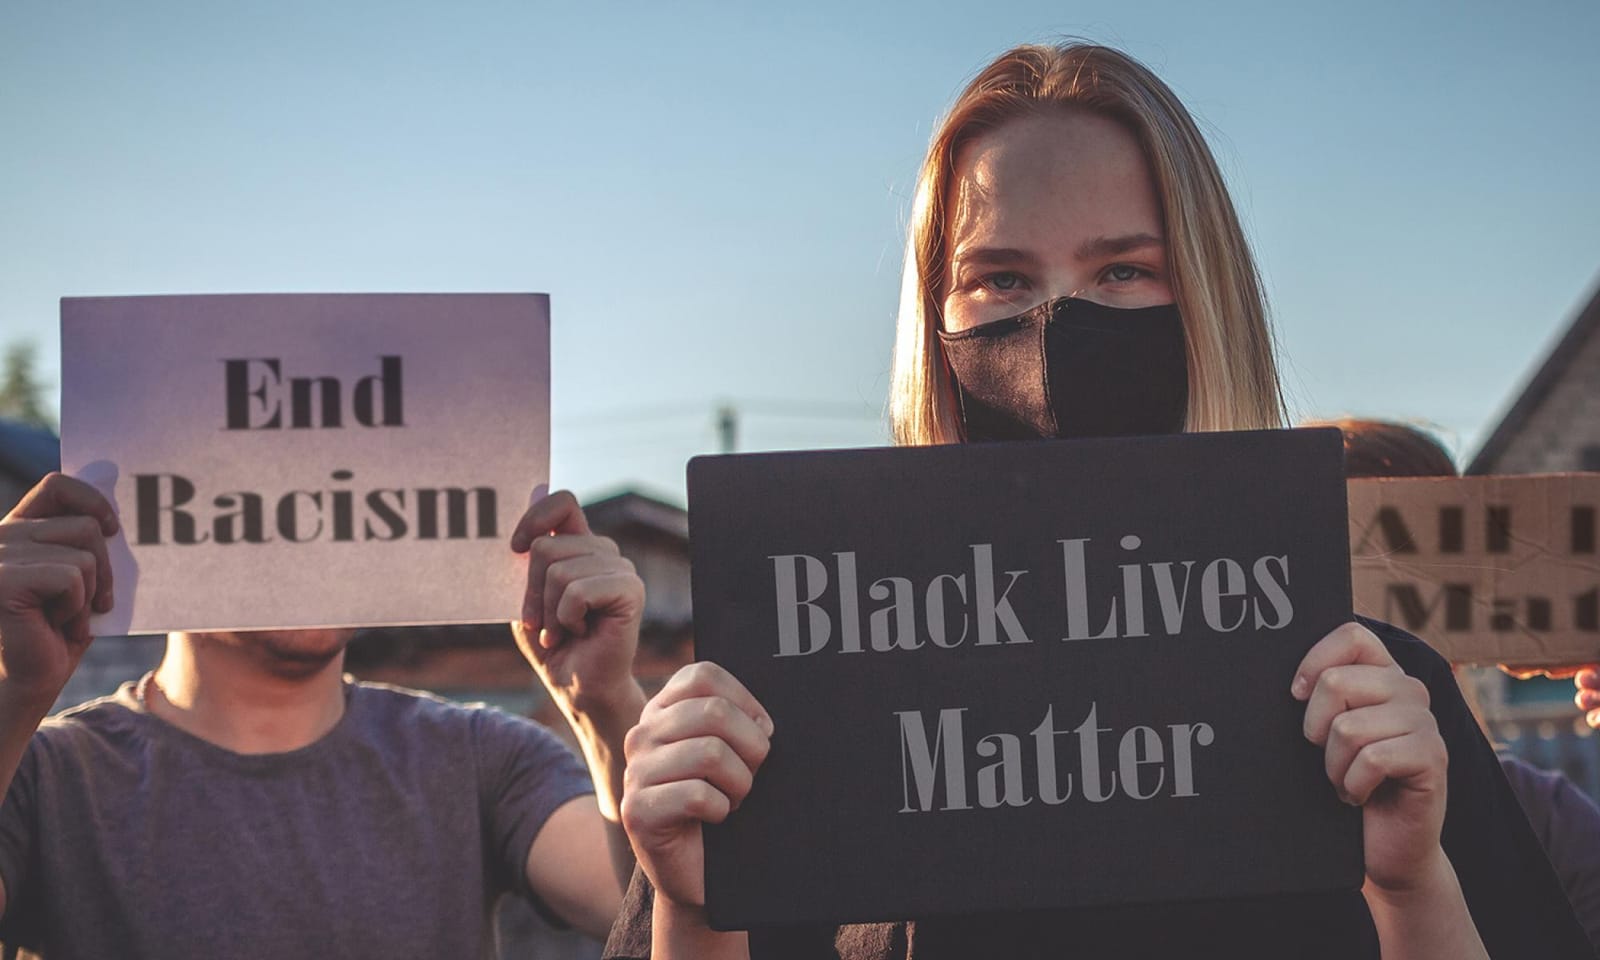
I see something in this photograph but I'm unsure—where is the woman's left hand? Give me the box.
[1293,621,1448,894]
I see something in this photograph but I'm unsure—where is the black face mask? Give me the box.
[937,297,1188,442]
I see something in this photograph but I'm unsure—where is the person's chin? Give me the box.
[235,628,356,673]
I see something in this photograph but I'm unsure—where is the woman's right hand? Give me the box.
[619,661,774,912]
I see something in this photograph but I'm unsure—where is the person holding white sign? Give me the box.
[605,42,1589,960]
[0,476,647,958]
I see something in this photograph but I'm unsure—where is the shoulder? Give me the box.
[1498,754,1564,799]
[347,679,533,733]
[345,678,481,726]
[346,680,578,767]
[28,682,148,764]
[1500,755,1600,836]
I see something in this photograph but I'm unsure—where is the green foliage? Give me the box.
[0,340,56,430]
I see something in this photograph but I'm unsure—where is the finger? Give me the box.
[648,662,774,736]
[510,490,590,552]
[63,609,96,651]
[1588,708,1600,731]
[1292,622,1395,700]
[24,516,113,613]
[9,473,119,536]
[541,553,621,646]
[1576,668,1600,692]
[621,779,733,835]
[1342,729,1447,806]
[1576,687,1600,712]
[523,538,625,628]
[1303,664,1427,746]
[553,570,642,638]
[622,736,757,808]
[626,696,772,771]
[1321,703,1437,798]
[5,562,91,630]
[4,544,99,618]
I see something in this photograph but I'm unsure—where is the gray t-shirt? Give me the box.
[0,676,594,959]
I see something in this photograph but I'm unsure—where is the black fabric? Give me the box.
[603,618,1592,959]
[937,298,1188,442]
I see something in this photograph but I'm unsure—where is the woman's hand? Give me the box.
[1293,621,1448,894]
[619,661,774,911]
[510,490,643,720]
[510,487,646,878]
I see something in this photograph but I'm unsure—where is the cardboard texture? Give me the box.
[687,428,1362,929]
[1349,473,1600,667]
[59,293,549,635]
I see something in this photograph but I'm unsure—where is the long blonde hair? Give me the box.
[889,43,1286,445]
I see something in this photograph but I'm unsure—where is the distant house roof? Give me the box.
[1467,281,1600,475]
[0,417,59,485]
[585,490,688,541]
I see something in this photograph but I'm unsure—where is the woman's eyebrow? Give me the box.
[1074,233,1164,260]
[948,246,1035,269]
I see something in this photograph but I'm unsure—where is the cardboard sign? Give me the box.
[687,428,1361,929]
[59,294,549,635]
[1350,474,1600,666]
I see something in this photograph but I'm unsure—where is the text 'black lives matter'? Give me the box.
[686,427,1360,929]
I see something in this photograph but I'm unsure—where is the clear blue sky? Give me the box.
[4,0,1597,504]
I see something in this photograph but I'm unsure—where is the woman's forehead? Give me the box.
[946,111,1162,255]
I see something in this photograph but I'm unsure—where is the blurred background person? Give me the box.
[1332,416,1600,949]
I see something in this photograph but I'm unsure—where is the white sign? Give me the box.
[60,293,549,635]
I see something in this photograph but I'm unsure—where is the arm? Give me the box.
[1362,852,1489,959]
[524,796,630,941]
[0,474,119,920]
[1294,622,1488,960]
[509,491,647,913]
[541,645,645,893]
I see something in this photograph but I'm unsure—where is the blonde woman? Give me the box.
[605,43,1588,959]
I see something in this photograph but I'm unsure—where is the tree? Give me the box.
[0,340,56,430]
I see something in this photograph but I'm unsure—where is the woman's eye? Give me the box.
[980,272,1027,293]
[1103,264,1145,284]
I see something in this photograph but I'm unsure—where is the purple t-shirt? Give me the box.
[1499,755,1600,951]
[0,677,593,959]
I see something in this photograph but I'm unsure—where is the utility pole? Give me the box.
[716,403,738,454]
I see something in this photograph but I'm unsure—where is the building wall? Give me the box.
[1486,323,1600,474]
[631,533,692,634]
[1469,302,1600,797]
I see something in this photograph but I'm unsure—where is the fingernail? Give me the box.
[528,483,550,507]
[539,628,556,649]
[1290,675,1308,700]
[758,715,775,737]
[1587,708,1600,728]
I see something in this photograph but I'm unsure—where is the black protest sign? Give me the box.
[687,428,1361,929]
